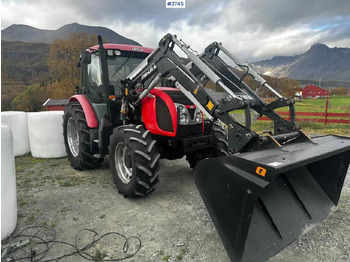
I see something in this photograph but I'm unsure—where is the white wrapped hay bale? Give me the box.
[1,125,17,240]
[27,111,67,158]
[1,111,30,156]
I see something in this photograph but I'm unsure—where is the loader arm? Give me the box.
[190,43,350,262]
[123,34,303,153]
[200,42,299,135]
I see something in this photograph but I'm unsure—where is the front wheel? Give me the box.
[186,121,229,169]
[109,125,160,197]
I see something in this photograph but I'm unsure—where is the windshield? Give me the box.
[105,51,149,96]
[107,51,149,83]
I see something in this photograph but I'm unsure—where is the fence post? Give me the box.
[324,99,329,125]
[288,110,291,121]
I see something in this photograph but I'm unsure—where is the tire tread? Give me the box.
[63,102,103,170]
[109,125,160,198]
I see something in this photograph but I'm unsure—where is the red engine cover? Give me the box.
[141,87,179,137]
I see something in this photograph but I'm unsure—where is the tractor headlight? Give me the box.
[179,114,190,124]
[176,104,190,125]
[195,108,202,123]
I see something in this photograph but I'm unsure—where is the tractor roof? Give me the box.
[89,43,153,54]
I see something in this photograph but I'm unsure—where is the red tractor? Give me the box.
[63,36,228,197]
[64,35,350,261]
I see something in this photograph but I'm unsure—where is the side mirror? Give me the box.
[81,51,91,65]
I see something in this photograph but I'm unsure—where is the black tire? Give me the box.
[186,152,206,169]
[63,102,103,170]
[109,124,160,197]
[186,121,229,169]
[211,121,229,157]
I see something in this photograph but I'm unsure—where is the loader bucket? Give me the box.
[194,135,350,262]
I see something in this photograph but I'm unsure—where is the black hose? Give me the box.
[1,226,142,262]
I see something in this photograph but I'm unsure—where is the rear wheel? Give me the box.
[109,125,160,197]
[63,102,103,170]
[186,121,229,169]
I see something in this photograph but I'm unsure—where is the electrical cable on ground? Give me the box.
[1,226,142,262]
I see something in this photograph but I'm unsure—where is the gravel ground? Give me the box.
[8,154,350,262]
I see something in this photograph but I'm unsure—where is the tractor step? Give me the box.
[194,135,350,262]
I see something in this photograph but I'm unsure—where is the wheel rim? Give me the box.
[115,142,133,184]
[67,117,79,157]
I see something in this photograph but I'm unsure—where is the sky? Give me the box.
[2,0,350,61]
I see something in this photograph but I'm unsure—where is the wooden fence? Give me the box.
[258,101,350,125]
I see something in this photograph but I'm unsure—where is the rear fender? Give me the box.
[69,95,98,128]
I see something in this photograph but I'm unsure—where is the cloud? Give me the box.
[1,0,350,61]
[230,0,350,31]
[1,0,84,29]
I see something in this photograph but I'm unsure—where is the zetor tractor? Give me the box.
[63,36,228,197]
[64,35,350,262]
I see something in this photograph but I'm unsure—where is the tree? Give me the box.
[282,78,300,97]
[47,33,97,99]
[11,85,49,112]
[338,87,346,95]
[1,85,27,111]
[331,87,348,96]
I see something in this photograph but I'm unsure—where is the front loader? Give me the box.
[63,34,350,261]
[193,42,350,261]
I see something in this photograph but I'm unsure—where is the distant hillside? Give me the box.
[250,44,350,82]
[1,23,141,46]
[1,40,51,85]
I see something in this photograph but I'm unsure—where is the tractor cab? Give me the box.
[78,44,153,124]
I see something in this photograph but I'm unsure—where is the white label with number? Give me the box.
[166,0,186,8]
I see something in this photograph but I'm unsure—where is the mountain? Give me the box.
[1,40,51,85]
[1,23,141,46]
[250,44,350,82]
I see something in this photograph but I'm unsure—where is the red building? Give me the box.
[302,84,329,99]
[43,99,69,111]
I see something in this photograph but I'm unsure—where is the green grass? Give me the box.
[26,214,35,222]
[18,197,30,207]
[94,249,108,260]
[176,254,183,260]
[278,96,350,113]
[50,219,60,227]
[15,154,47,165]
[229,96,350,136]
[59,181,74,187]
[252,119,350,136]
[15,154,98,190]
[175,248,189,261]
